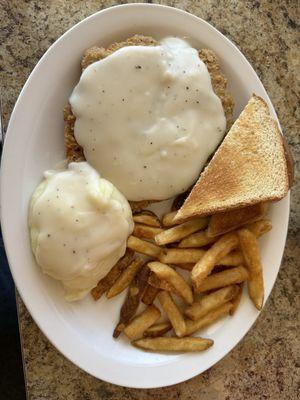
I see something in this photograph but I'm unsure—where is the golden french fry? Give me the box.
[133,210,161,227]
[184,302,233,336]
[195,266,249,293]
[157,291,186,337]
[113,265,150,338]
[148,262,193,305]
[155,217,209,246]
[238,228,264,310]
[162,211,178,227]
[142,284,159,305]
[216,251,244,267]
[230,283,244,315]
[133,337,214,352]
[185,285,239,321]
[246,219,272,238]
[133,224,163,240]
[179,229,216,248]
[106,258,145,299]
[191,232,239,290]
[124,305,161,340]
[159,248,205,264]
[127,236,162,258]
[143,321,172,338]
[148,272,176,292]
[91,248,134,300]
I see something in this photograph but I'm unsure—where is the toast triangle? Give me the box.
[175,94,290,221]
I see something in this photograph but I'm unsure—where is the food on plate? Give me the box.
[28,162,133,301]
[179,229,216,248]
[159,248,205,264]
[133,337,214,352]
[106,257,145,299]
[175,94,293,222]
[133,224,163,240]
[91,248,134,300]
[113,265,150,338]
[148,272,176,292]
[246,219,272,237]
[157,290,186,337]
[238,229,264,309]
[142,284,159,305]
[132,210,161,227]
[195,266,249,293]
[162,211,180,227]
[230,283,244,315]
[65,35,233,205]
[185,285,239,320]
[191,232,239,290]
[28,29,293,355]
[216,251,244,267]
[124,305,161,340]
[143,321,172,337]
[148,262,193,304]
[184,302,233,336]
[154,217,209,245]
[127,235,162,258]
[207,203,267,237]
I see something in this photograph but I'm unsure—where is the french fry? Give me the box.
[143,321,172,337]
[230,283,244,315]
[148,262,193,305]
[106,257,145,299]
[133,337,214,352]
[238,228,264,310]
[133,210,161,227]
[142,284,159,305]
[91,249,134,300]
[184,302,233,336]
[162,211,178,227]
[113,265,150,338]
[195,266,249,293]
[148,272,175,292]
[157,291,186,337]
[159,248,205,264]
[124,305,161,340]
[179,229,216,248]
[246,219,272,238]
[207,203,267,237]
[133,224,163,240]
[127,236,162,258]
[191,232,239,290]
[155,217,209,246]
[216,251,244,267]
[185,285,239,321]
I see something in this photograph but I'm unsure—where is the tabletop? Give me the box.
[1,1,299,399]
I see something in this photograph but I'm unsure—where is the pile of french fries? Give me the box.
[91,197,271,353]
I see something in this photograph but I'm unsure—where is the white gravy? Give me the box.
[70,37,226,201]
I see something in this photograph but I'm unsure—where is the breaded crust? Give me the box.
[64,35,234,211]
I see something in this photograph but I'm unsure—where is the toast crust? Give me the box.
[64,35,234,211]
[175,94,290,222]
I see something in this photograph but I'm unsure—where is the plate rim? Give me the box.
[0,3,290,388]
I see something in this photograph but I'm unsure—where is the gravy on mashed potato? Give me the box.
[29,162,133,301]
[70,37,226,202]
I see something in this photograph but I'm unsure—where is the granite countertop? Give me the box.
[1,1,299,399]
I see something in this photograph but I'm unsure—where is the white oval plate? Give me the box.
[1,4,289,388]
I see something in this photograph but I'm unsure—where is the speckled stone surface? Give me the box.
[1,0,299,399]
